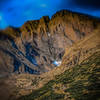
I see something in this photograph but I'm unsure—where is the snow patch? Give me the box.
[53,61,62,66]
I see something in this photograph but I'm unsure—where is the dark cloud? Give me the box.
[60,0,100,11]
[7,8,14,12]
[72,0,100,10]
[0,0,100,29]
[0,0,11,3]
[0,0,12,10]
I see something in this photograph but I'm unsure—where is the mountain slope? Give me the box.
[16,30,100,100]
[1,29,99,100]
[18,52,100,100]
[0,10,100,100]
[0,10,100,75]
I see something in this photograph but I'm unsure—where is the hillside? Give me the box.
[0,10,100,100]
[0,10,100,75]
[0,28,99,100]
[16,30,100,100]
[18,52,100,100]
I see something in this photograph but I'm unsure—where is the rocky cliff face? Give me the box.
[0,10,100,75]
[0,27,99,100]
[0,10,100,100]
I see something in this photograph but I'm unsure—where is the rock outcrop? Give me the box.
[0,26,100,100]
[0,10,100,75]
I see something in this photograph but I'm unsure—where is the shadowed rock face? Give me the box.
[0,10,100,75]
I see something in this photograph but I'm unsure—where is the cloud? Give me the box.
[0,0,12,5]
[0,0,12,10]
[0,0,9,3]
[0,0,100,29]
[71,0,100,10]
[60,0,100,11]
[0,13,8,29]
[40,4,47,8]
[0,16,2,21]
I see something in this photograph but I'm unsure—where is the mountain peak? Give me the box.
[40,16,50,23]
[0,10,100,100]
[0,10,100,75]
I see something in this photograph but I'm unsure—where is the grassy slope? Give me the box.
[18,51,100,100]
[16,31,100,100]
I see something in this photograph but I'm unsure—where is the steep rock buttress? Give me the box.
[0,10,100,75]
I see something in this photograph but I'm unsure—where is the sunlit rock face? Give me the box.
[0,10,100,75]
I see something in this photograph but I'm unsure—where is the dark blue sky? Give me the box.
[0,0,100,29]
